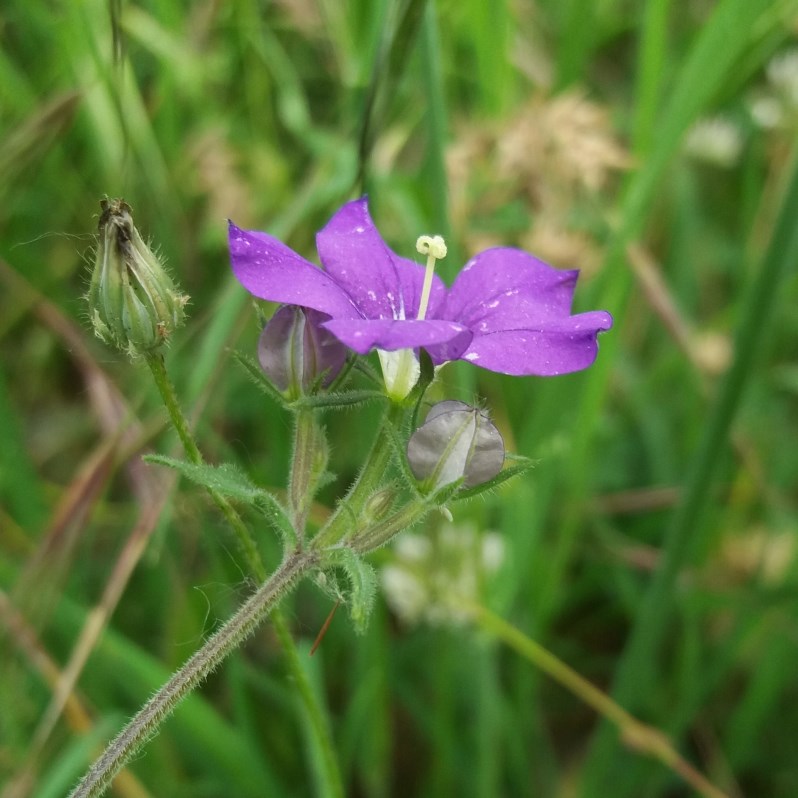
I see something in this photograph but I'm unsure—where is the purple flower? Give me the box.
[228,198,612,380]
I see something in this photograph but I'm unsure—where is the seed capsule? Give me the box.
[406,400,505,492]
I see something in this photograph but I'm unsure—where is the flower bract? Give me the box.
[228,197,612,379]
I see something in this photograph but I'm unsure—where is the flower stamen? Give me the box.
[415,235,447,320]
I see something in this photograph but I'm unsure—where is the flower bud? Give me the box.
[406,400,504,492]
[258,305,347,399]
[88,199,188,357]
[362,486,398,525]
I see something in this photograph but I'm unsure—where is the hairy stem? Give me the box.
[145,353,263,571]
[69,550,316,798]
[314,403,406,547]
[271,612,344,798]
[143,352,345,797]
[290,409,327,538]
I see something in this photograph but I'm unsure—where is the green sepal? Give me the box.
[407,349,435,423]
[324,351,357,392]
[144,455,295,545]
[317,548,378,634]
[382,419,422,495]
[425,478,465,506]
[453,454,537,501]
[351,358,383,386]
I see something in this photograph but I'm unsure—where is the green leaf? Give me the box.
[357,0,427,186]
[320,548,379,635]
[454,455,537,501]
[144,456,295,544]
[145,455,260,500]
[290,389,388,411]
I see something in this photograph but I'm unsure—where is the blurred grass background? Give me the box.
[2,0,798,796]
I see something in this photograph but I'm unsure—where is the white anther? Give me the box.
[416,235,447,260]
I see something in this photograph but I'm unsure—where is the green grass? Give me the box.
[2,1,798,796]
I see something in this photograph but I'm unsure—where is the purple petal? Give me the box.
[228,222,359,319]
[442,248,581,332]
[316,198,446,321]
[459,310,613,376]
[322,317,472,356]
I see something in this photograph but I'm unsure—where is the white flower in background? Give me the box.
[749,48,798,131]
[684,117,743,168]
[749,96,783,130]
[766,49,798,107]
[380,523,505,627]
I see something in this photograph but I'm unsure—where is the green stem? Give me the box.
[143,352,345,798]
[145,353,202,463]
[290,409,327,539]
[271,612,344,798]
[468,603,730,798]
[69,550,315,798]
[347,500,432,554]
[313,402,406,548]
[145,352,265,575]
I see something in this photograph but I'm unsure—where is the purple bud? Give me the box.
[258,305,347,398]
[406,401,505,492]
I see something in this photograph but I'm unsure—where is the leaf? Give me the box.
[357,0,427,184]
[144,456,295,544]
[290,389,388,411]
[320,548,379,635]
[453,455,536,501]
